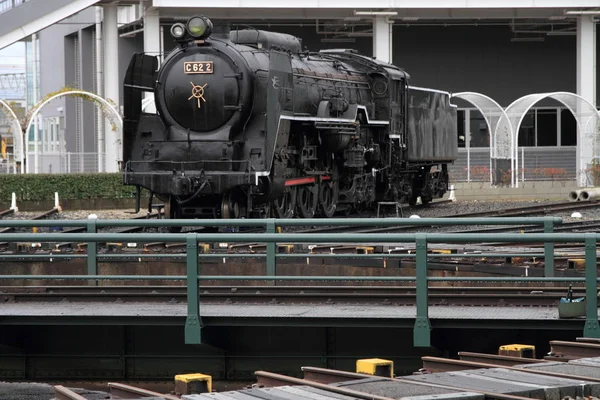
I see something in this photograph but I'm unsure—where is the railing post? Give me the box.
[584,233,599,338]
[266,219,276,285]
[185,233,202,344]
[544,220,554,277]
[413,233,431,347]
[86,219,97,286]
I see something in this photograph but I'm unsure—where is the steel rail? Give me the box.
[549,340,600,358]
[0,216,563,228]
[0,208,14,218]
[0,286,573,306]
[53,385,87,400]
[295,202,594,234]
[108,382,180,399]
[0,207,59,236]
[457,352,551,366]
[0,285,584,295]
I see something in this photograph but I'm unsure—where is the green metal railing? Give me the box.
[1,216,596,347]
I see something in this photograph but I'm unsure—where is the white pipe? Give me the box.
[354,11,398,16]
[119,28,144,38]
[95,6,104,173]
[54,192,62,211]
[565,10,600,15]
[448,184,456,202]
[103,2,120,172]
[10,192,18,212]
[521,147,524,183]
[568,189,584,202]
[579,188,600,201]
[32,33,38,174]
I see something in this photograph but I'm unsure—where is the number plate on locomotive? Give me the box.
[184,61,213,74]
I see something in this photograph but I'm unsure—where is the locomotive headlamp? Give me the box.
[186,15,213,39]
[170,23,186,38]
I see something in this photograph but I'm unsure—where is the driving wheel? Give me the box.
[297,185,318,218]
[273,186,297,218]
[318,180,338,218]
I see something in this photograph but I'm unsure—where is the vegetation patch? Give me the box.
[0,173,134,202]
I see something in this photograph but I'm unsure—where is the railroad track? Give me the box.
[295,200,600,235]
[0,285,581,307]
[1,200,597,255]
[0,207,62,246]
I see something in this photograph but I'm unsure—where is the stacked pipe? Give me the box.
[568,188,600,201]
[568,189,583,201]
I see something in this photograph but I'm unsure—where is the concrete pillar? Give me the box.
[143,5,161,62]
[576,15,597,186]
[143,4,160,104]
[372,16,393,64]
[577,15,596,105]
[103,1,120,173]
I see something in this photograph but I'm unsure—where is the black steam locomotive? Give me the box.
[122,15,458,220]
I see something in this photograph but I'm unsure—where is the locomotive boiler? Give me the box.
[122,15,458,221]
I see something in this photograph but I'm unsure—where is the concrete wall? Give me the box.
[450,180,578,201]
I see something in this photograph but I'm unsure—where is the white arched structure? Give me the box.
[24,90,123,173]
[451,92,514,187]
[0,99,24,172]
[496,92,600,188]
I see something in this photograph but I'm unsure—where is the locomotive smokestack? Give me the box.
[212,23,231,38]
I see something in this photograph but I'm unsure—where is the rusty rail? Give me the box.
[108,382,180,399]
[549,340,600,358]
[458,351,550,366]
[0,208,14,218]
[53,385,87,400]
[576,337,600,344]
[302,366,373,384]
[0,284,577,306]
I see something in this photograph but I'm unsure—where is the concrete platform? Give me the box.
[0,382,108,400]
[402,367,600,400]
[452,181,578,201]
[520,361,600,379]
[459,368,600,399]
[185,385,388,400]
[331,377,484,400]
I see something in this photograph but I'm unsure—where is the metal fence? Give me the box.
[0,152,100,174]
[6,148,580,185]
[25,152,99,174]
[0,216,598,348]
[448,146,577,184]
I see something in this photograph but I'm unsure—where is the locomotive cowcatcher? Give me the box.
[122,15,458,221]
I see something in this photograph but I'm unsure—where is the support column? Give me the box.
[143,5,161,63]
[143,3,160,104]
[103,2,120,173]
[372,16,393,64]
[576,15,596,186]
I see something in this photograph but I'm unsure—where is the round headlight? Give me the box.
[170,23,186,38]
[187,16,213,39]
